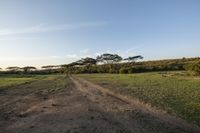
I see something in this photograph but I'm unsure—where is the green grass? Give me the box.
[76,71,200,126]
[0,74,54,88]
[0,77,34,87]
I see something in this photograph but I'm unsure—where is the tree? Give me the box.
[70,57,97,66]
[42,65,61,74]
[124,55,144,62]
[81,57,97,65]
[42,65,56,69]
[6,66,21,72]
[96,53,122,64]
[42,65,59,72]
[42,65,61,70]
[21,66,36,73]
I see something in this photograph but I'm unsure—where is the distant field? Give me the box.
[76,71,200,126]
[0,76,36,88]
[0,75,59,88]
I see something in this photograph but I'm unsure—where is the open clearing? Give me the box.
[0,74,199,133]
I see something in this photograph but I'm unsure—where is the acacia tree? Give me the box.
[6,67,21,72]
[124,55,144,62]
[42,65,60,73]
[21,66,36,74]
[70,57,97,66]
[42,65,56,69]
[42,65,61,69]
[80,57,97,65]
[96,53,122,64]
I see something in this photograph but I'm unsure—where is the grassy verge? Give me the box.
[0,76,38,88]
[76,71,200,126]
[0,74,61,88]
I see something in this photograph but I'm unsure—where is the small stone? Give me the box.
[30,125,34,128]
[18,113,27,118]
[52,103,58,106]
[43,97,48,100]
[102,117,108,121]
[87,108,93,112]
[90,116,94,120]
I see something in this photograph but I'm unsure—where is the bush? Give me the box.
[185,61,200,75]
[119,67,129,74]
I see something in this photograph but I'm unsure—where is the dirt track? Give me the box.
[0,76,199,133]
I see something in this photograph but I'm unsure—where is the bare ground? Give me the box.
[0,75,199,133]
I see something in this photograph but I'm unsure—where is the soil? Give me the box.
[0,76,199,133]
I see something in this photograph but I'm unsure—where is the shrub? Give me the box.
[119,67,129,74]
[184,61,200,75]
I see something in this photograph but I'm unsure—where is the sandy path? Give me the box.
[0,76,199,133]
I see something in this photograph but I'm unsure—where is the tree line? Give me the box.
[67,53,143,66]
[63,54,200,75]
[0,53,200,75]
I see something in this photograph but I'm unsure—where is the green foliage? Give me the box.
[2,57,200,75]
[21,66,36,74]
[6,67,21,72]
[119,67,129,74]
[77,72,200,126]
[185,61,200,75]
[63,57,200,74]
[96,53,123,64]
[124,55,144,62]
[69,57,97,66]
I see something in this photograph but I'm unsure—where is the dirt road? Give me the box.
[0,76,199,133]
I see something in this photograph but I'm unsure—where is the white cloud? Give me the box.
[0,22,108,36]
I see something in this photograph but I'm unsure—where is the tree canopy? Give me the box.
[6,66,21,72]
[21,66,37,73]
[42,65,60,69]
[70,57,97,66]
[124,55,144,62]
[96,53,123,64]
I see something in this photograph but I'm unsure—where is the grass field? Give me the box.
[0,76,36,88]
[76,71,200,126]
[0,75,48,88]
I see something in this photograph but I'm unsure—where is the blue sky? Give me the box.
[0,0,200,68]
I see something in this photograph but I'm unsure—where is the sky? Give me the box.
[0,0,200,68]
